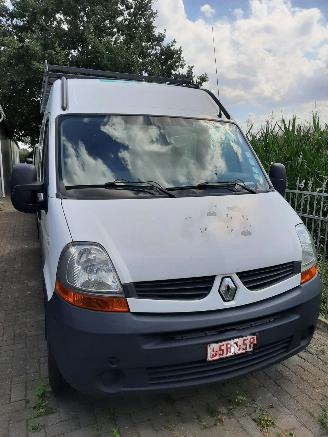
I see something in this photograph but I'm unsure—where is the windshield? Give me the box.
[58,115,269,192]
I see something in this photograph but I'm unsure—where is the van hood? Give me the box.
[61,192,302,284]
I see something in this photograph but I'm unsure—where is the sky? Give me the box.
[154,0,328,126]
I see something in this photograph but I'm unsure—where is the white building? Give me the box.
[0,105,20,197]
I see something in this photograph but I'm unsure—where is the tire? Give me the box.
[48,346,69,394]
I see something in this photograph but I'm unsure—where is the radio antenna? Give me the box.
[211,25,222,117]
[211,25,220,98]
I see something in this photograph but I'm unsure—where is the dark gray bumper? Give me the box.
[47,275,321,396]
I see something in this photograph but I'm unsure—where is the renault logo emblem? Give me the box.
[219,277,237,302]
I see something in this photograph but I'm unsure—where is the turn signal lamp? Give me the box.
[55,281,129,312]
[300,264,317,285]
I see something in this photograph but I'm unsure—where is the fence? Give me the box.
[286,179,328,317]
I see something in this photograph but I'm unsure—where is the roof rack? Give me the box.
[40,61,198,113]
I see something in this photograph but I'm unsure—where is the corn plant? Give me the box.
[247,113,328,190]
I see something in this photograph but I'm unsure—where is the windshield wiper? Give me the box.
[66,180,176,198]
[199,181,257,194]
[104,180,175,197]
[167,180,257,194]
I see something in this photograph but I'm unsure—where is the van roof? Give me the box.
[41,62,231,120]
[49,78,230,119]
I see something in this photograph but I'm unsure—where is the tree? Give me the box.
[0,0,207,146]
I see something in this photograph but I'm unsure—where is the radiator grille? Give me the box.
[147,337,291,385]
[238,262,299,291]
[134,276,215,300]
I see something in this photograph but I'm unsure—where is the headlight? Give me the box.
[295,224,316,271]
[59,243,122,295]
[55,243,128,312]
[295,224,317,284]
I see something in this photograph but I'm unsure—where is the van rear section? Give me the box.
[11,64,321,395]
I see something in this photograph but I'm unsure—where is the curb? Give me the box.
[317,317,328,334]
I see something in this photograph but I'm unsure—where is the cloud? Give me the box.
[200,4,216,18]
[61,136,115,185]
[154,0,328,123]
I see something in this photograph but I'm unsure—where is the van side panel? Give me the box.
[41,198,72,300]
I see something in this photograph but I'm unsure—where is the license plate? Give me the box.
[207,335,257,361]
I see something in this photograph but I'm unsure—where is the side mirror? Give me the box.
[11,164,46,213]
[269,163,287,197]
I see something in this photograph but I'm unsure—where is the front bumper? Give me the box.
[47,275,321,396]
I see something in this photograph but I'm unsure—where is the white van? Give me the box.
[11,64,321,395]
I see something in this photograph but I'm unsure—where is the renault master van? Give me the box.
[11,63,321,395]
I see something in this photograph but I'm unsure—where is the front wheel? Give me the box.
[48,346,69,394]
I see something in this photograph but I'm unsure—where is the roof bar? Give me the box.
[47,64,196,86]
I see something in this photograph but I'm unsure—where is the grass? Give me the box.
[32,381,54,418]
[232,392,248,408]
[112,427,120,437]
[320,404,328,433]
[248,113,328,191]
[253,409,275,435]
[95,408,120,437]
